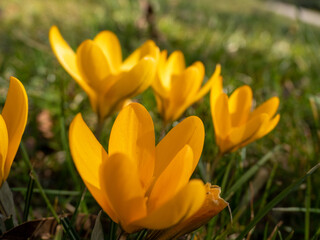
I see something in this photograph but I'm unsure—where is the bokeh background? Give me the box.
[1,0,320,239]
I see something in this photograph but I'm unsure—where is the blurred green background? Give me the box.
[1,0,320,239]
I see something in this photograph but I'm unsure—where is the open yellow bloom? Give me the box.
[146,183,228,240]
[49,26,159,120]
[0,77,28,186]
[69,103,209,233]
[152,50,221,124]
[210,77,280,154]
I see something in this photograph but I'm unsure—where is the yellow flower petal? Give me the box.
[2,77,28,181]
[150,184,228,240]
[121,40,159,71]
[228,113,267,152]
[69,114,118,221]
[192,61,205,81]
[85,181,118,223]
[98,57,156,119]
[155,116,204,179]
[211,93,231,142]
[167,63,219,123]
[100,153,147,231]
[240,113,280,149]
[152,51,170,98]
[210,65,223,103]
[76,40,113,93]
[148,145,193,212]
[49,26,81,82]
[0,115,8,184]
[229,85,253,127]
[93,30,122,73]
[194,64,221,103]
[167,50,186,73]
[157,50,168,72]
[114,57,156,95]
[162,51,186,87]
[69,113,107,188]
[250,96,280,120]
[265,113,280,133]
[131,180,205,231]
[170,66,201,104]
[156,50,168,84]
[183,184,228,230]
[165,66,203,122]
[109,103,155,189]
[156,50,186,95]
[132,59,157,96]
[49,26,97,110]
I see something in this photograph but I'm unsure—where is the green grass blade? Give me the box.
[278,230,283,240]
[272,207,320,214]
[263,222,269,240]
[258,162,278,213]
[12,187,84,196]
[220,153,236,193]
[305,173,311,240]
[54,225,64,240]
[23,175,35,222]
[285,230,294,240]
[311,227,320,240]
[20,142,59,222]
[205,217,218,240]
[223,145,281,201]
[21,142,81,238]
[197,157,207,182]
[60,217,80,240]
[108,220,119,240]
[71,187,87,225]
[135,229,147,240]
[235,163,320,240]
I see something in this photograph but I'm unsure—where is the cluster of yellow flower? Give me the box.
[0,26,280,238]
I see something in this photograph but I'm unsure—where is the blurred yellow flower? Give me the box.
[69,103,212,233]
[152,50,221,124]
[146,183,228,240]
[0,77,28,186]
[210,77,280,154]
[49,26,159,121]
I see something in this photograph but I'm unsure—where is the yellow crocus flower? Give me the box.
[210,76,280,154]
[0,77,28,186]
[49,26,159,121]
[152,50,221,124]
[69,103,217,233]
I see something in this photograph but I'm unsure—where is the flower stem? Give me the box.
[95,117,105,140]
